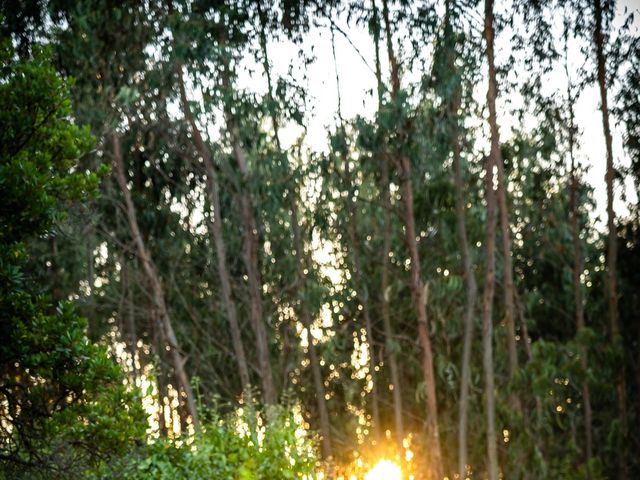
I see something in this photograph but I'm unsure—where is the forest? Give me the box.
[1,0,639,478]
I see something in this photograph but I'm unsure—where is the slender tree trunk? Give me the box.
[124,259,139,383]
[399,158,443,480]
[382,2,443,476]
[442,7,479,476]
[495,161,518,381]
[593,3,627,478]
[217,56,276,405]
[565,36,593,476]
[175,65,251,395]
[483,1,501,478]
[111,133,200,430]
[371,0,404,447]
[381,153,405,447]
[481,0,517,386]
[254,6,333,454]
[229,122,276,405]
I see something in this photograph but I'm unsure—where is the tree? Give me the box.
[0,43,146,478]
[432,1,480,476]
[482,0,501,477]
[593,0,627,476]
[381,0,444,477]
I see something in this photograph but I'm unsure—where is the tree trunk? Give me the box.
[482,0,518,387]
[399,159,443,480]
[445,12,479,477]
[495,153,519,382]
[593,2,627,477]
[175,65,251,395]
[372,0,404,448]
[381,1,443,477]
[483,0,501,478]
[218,56,276,405]
[111,133,200,430]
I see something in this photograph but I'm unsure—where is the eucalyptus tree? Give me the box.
[431,1,480,476]
[576,0,629,475]
[481,0,501,477]
[217,5,277,405]
[171,2,252,397]
[46,0,207,429]
[170,0,278,405]
[380,0,444,477]
[254,0,334,457]
[370,0,405,448]
[563,15,594,472]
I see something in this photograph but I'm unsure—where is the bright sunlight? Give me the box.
[363,460,403,480]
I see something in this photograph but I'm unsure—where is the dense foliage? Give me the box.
[1,0,639,479]
[0,43,146,478]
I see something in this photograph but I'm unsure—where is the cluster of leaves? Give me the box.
[96,404,320,480]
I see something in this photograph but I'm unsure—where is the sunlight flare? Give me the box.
[363,460,402,480]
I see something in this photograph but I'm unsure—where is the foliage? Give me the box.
[1,0,639,479]
[96,404,320,480]
[0,43,146,478]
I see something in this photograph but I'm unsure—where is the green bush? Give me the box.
[98,404,321,480]
[0,41,146,479]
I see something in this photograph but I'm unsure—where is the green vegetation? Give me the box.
[1,1,639,479]
[0,43,146,478]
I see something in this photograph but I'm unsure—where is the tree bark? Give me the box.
[111,133,200,429]
[495,153,519,382]
[372,0,404,448]
[483,0,501,477]
[218,55,276,405]
[175,65,251,395]
[382,2,443,476]
[593,1,627,477]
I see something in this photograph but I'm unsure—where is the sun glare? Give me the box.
[363,460,402,480]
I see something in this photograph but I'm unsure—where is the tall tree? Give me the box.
[435,1,479,476]
[482,0,501,477]
[255,1,333,457]
[111,133,200,429]
[381,0,443,477]
[564,18,593,475]
[175,63,251,395]
[371,0,404,447]
[218,32,277,405]
[593,0,627,476]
